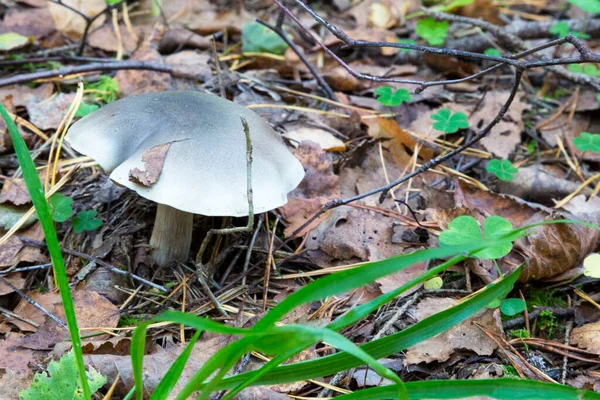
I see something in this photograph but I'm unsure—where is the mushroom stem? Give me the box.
[150,204,194,265]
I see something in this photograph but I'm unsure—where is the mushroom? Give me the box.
[65,91,304,265]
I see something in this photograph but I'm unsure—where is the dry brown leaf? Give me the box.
[283,127,346,152]
[8,291,61,333]
[129,143,172,187]
[369,117,434,166]
[0,332,40,373]
[158,28,211,53]
[18,290,119,349]
[280,142,340,237]
[405,297,501,364]
[0,178,31,206]
[0,8,56,39]
[165,50,213,82]
[570,321,600,355]
[0,223,46,268]
[88,23,138,55]
[0,273,26,296]
[0,369,32,400]
[456,0,505,25]
[0,84,53,107]
[26,93,76,130]
[47,0,106,40]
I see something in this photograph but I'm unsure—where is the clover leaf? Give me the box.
[573,132,600,152]
[486,159,519,181]
[48,193,73,223]
[241,22,289,55]
[415,18,448,46]
[431,108,469,133]
[567,64,600,77]
[550,21,570,38]
[438,215,514,260]
[499,298,526,316]
[583,253,600,278]
[374,86,412,107]
[484,48,501,57]
[72,210,103,233]
[566,0,600,14]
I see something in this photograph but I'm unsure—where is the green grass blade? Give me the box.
[329,255,465,331]
[255,243,488,330]
[131,321,150,399]
[151,310,252,335]
[334,379,600,400]
[151,330,202,400]
[213,266,521,389]
[0,105,91,399]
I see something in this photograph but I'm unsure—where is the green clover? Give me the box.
[484,48,501,57]
[431,108,469,133]
[439,215,514,260]
[567,64,600,77]
[374,86,412,107]
[566,0,600,14]
[415,18,448,46]
[486,159,519,181]
[573,132,600,152]
[550,21,570,38]
[48,193,73,223]
[241,22,290,55]
[72,210,103,233]
[499,298,526,316]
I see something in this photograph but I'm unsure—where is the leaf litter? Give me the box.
[2,0,600,397]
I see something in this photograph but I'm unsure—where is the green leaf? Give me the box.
[1,100,91,398]
[19,350,105,399]
[438,216,514,260]
[75,102,99,118]
[398,39,416,53]
[332,378,600,400]
[500,298,526,316]
[0,32,30,51]
[48,193,73,223]
[567,64,600,77]
[423,276,443,290]
[431,108,469,133]
[374,86,412,107]
[573,132,600,152]
[84,76,120,103]
[550,21,570,38]
[72,210,103,233]
[484,48,501,57]
[241,23,289,55]
[105,0,121,4]
[583,253,600,278]
[486,159,519,181]
[415,18,448,46]
[566,0,600,14]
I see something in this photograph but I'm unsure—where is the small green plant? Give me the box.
[438,216,515,260]
[118,314,145,327]
[486,159,519,181]
[549,21,590,39]
[20,350,105,400]
[431,108,469,133]
[241,22,289,55]
[48,193,73,223]
[415,18,448,46]
[75,102,99,118]
[374,86,412,106]
[573,132,600,152]
[499,298,526,316]
[537,310,559,338]
[508,328,530,339]
[567,64,600,77]
[84,75,120,104]
[423,276,443,290]
[72,210,103,233]
[484,48,501,57]
[566,0,600,13]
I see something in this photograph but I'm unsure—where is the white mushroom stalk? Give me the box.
[65,91,305,265]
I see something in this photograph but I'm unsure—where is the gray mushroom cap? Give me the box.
[65,91,304,216]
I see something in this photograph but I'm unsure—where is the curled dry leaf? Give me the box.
[0,178,31,206]
[433,181,600,282]
[570,320,600,355]
[405,297,502,364]
[129,142,172,187]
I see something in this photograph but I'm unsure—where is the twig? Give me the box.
[0,275,67,329]
[18,237,168,292]
[503,307,574,330]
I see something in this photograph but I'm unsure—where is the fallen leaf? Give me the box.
[570,321,600,355]
[456,0,505,25]
[88,23,138,55]
[0,223,46,268]
[0,84,53,107]
[0,369,32,400]
[283,127,346,152]
[405,297,501,364]
[0,32,30,51]
[129,143,172,186]
[18,290,119,349]
[158,28,211,53]
[0,273,26,296]
[47,0,106,40]
[0,178,31,205]
[0,8,56,39]
[0,332,40,374]
[7,291,61,333]
[26,93,76,130]
[165,50,213,82]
